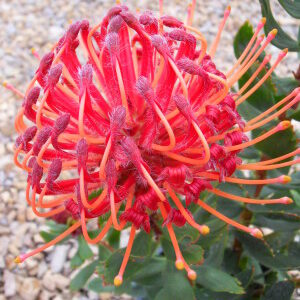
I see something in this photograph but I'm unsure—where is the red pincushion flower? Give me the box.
[8,1,300,286]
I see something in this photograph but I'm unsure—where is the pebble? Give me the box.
[42,271,56,292]
[52,273,70,290]
[40,290,55,300]
[37,261,48,278]
[50,244,69,273]
[18,277,41,300]
[4,270,17,297]
[0,225,10,235]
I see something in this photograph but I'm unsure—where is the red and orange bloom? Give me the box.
[8,0,300,286]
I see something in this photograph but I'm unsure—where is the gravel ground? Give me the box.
[0,0,299,299]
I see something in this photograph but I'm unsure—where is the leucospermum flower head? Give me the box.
[9,0,300,286]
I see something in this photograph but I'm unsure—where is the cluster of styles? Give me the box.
[10,0,300,286]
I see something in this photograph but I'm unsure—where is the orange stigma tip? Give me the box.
[188,270,197,281]
[251,228,263,239]
[116,0,121,4]
[200,225,210,235]
[114,275,123,286]
[175,259,185,270]
[226,5,231,11]
[269,29,278,36]
[281,197,293,204]
[31,47,35,52]
[261,17,266,24]
[281,175,291,184]
[14,256,22,264]
[277,120,291,130]
[2,81,7,87]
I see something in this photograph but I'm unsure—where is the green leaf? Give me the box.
[87,277,114,293]
[253,212,300,231]
[182,244,204,265]
[162,236,204,265]
[40,231,58,243]
[133,257,166,286]
[70,261,97,291]
[40,221,69,243]
[131,231,153,257]
[107,229,120,249]
[234,231,274,263]
[278,0,300,18]
[259,0,300,51]
[235,231,300,270]
[288,108,300,121]
[195,265,244,294]
[272,76,299,100]
[154,263,194,300]
[265,231,295,249]
[173,224,200,243]
[104,250,153,284]
[98,244,112,262]
[70,250,84,269]
[233,21,255,59]
[204,229,228,267]
[78,235,93,260]
[88,188,103,200]
[290,190,300,208]
[252,126,297,161]
[263,280,295,300]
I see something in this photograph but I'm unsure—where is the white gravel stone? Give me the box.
[52,273,71,290]
[18,277,41,300]
[4,270,17,297]
[50,244,69,273]
[42,271,56,292]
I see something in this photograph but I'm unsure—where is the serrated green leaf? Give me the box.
[131,230,153,257]
[104,250,149,284]
[133,257,166,286]
[87,278,114,293]
[70,261,97,291]
[204,229,228,267]
[235,231,300,270]
[195,265,244,294]
[259,0,300,51]
[253,212,300,231]
[154,263,194,300]
[235,231,274,263]
[263,280,295,300]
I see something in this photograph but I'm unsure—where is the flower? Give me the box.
[8,0,300,286]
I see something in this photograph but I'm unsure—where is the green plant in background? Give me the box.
[259,0,300,122]
[7,1,300,299]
